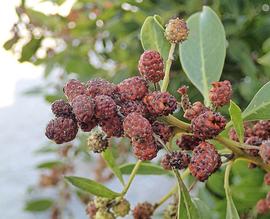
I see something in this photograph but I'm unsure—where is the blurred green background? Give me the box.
[3,0,270,218]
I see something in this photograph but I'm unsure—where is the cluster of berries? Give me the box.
[86,197,130,219]
[161,80,232,181]
[229,121,270,164]
[45,48,177,160]
[256,172,270,214]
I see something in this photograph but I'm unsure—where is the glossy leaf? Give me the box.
[140,16,170,60]
[225,163,240,219]
[229,101,244,144]
[65,176,120,198]
[102,147,124,185]
[24,199,53,212]
[179,6,226,105]
[120,162,168,175]
[242,81,270,121]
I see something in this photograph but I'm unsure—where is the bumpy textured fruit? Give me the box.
[112,199,130,217]
[95,209,115,219]
[132,139,157,161]
[165,17,189,43]
[264,173,270,185]
[138,50,164,83]
[45,117,78,144]
[78,118,98,132]
[94,95,117,119]
[51,99,73,118]
[152,121,173,143]
[161,153,171,170]
[86,201,97,219]
[86,78,117,98]
[184,101,208,121]
[191,111,227,139]
[63,79,85,101]
[176,134,201,151]
[143,91,177,116]
[133,202,154,219]
[209,80,232,107]
[189,142,221,181]
[256,199,269,214]
[123,112,153,140]
[94,197,111,209]
[259,141,270,165]
[163,203,177,219]
[253,120,270,140]
[71,94,95,123]
[87,129,108,153]
[119,100,148,117]
[117,76,148,101]
[244,136,262,156]
[99,115,123,138]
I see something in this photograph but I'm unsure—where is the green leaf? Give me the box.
[179,6,226,105]
[140,16,170,60]
[24,199,53,212]
[229,101,244,144]
[175,171,199,219]
[242,81,270,121]
[120,162,168,175]
[65,176,120,198]
[192,198,212,219]
[36,160,63,169]
[224,163,240,219]
[258,51,270,67]
[102,147,124,185]
[19,37,43,62]
[3,35,19,50]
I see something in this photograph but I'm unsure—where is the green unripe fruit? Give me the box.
[87,129,108,153]
[95,209,115,219]
[94,197,111,209]
[112,198,130,217]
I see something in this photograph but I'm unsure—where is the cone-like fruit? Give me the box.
[161,151,190,170]
[253,120,270,140]
[191,111,226,140]
[163,203,177,219]
[244,136,262,156]
[143,91,177,116]
[117,76,148,101]
[71,94,95,123]
[63,79,85,101]
[152,121,173,143]
[229,122,253,141]
[87,129,108,153]
[94,95,117,119]
[45,117,78,144]
[85,78,117,98]
[209,80,232,108]
[184,101,208,121]
[119,100,148,117]
[132,138,158,161]
[51,99,73,118]
[99,115,123,138]
[138,50,164,83]
[112,199,130,217]
[189,142,221,181]
[95,210,115,219]
[133,202,154,219]
[176,134,201,150]
[78,118,98,132]
[165,18,189,43]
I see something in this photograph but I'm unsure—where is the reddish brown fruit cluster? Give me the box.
[184,101,208,121]
[191,111,227,140]
[133,202,154,219]
[119,100,148,117]
[152,121,173,144]
[256,199,269,215]
[138,50,164,83]
[86,78,117,98]
[45,117,78,144]
[264,172,270,185]
[51,99,73,118]
[229,122,253,141]
[253,121,270,140]
[189,142,221,181]
[161,151,190,170]
[117,76,148,101]
[94,95,117,119]
[63,79,86,101]
[143,91,177,116]
[244,136,262,156]
[209,80,232,108]
[176,134,201,150]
